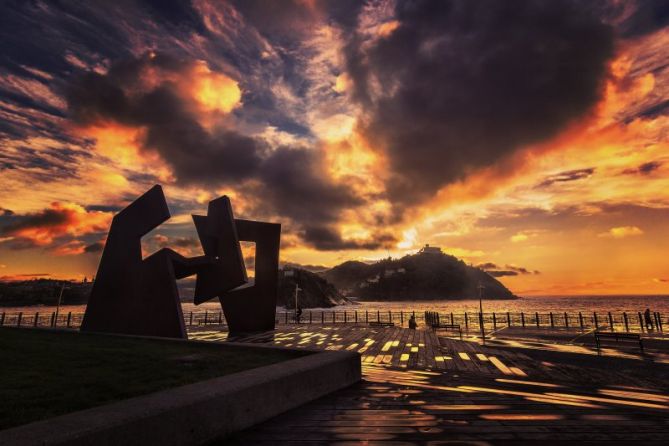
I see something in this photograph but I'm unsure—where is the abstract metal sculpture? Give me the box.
[81,185,281,338]
[218,219,281,333]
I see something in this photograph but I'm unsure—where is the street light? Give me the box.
[54,282,68,327]
[478,282,485,345]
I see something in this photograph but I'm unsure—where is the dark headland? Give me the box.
[321,249,517,301]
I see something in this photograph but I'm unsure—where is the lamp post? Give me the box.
[478,282,485,345]
[54,282,66,327]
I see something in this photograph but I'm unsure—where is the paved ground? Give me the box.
[189,324,669,444]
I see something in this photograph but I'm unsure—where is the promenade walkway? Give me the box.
[189,324,669,444]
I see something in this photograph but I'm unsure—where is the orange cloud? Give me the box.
[598,226,644,239]
[188,61,242,114]
[1,202,112,246]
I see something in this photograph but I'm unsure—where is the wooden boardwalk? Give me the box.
[188,324,669,444]
[223,362,669,444]
[191,325,530,376]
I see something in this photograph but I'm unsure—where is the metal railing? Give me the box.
[0,309,664,333]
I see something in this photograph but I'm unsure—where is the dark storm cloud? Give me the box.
[0,207,69,235]
[257,146,362,223]
[66,53,375,250]
[345,0,615,215]
[0,145,84,182]
[231,0,364,40]
[139,0,206,33]
[617,0,669,38]
[537,168,596,188]
[638,99,669,119]
[67,53,266,184]
[622,161,662,175]
[302,225,396,251]
[84,242,104,253]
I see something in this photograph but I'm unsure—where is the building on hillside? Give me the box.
[419,244,442,255]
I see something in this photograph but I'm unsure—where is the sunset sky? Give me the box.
[1,0,668,295]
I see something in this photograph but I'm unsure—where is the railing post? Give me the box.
[365,310,368,323]
[400,311,403,325]
[204,310,208,325]
[189,312,193,326]
[219,311,222,324]
[17,312,23,327]
[623,312,629,332]
[377,310,380,322]
[564,312,569,328]
[50,312,55,327]
[593,312,599,330]
[344,311,347,323]
[507,312,511,327]
[355,311,358,324]
[0,312,4,326]
[521,312,525,328]
[638,312,644,332]
[579,312,584,330]
[309,311,313,324]
[321,311,324,324]
[34,312,39,327]
[464,312,469,329]
[66,312,72,328]
[493,312,497,329]
[450,312,454,324]
[388,310,392,323]
[608,312,614,331]
[535,312,540,328]
[549,312,554,328]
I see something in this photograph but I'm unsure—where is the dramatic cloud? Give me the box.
[66,53,263,184]
[345,0,615,214]
[65,52,376,249]
[0,202,111,247]
[301,225,396,251]
[1,1,668,292]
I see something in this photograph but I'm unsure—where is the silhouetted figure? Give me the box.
[296,307,303,324]
[644,308,654,330]
[408,315,417,330]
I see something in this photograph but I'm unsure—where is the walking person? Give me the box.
[644,308,654,331]
[408,315,418,330]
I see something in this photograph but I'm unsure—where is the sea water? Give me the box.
[4,295,668,315]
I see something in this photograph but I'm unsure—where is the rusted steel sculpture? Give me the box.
[81,185,280,338]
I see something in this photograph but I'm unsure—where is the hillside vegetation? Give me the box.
[321,251,517,300]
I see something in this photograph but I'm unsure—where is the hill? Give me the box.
[0,279,92,307]
[278,268,349,309]
[321,251,517,300]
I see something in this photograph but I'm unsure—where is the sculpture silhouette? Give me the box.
[192,196,247,304]
[219,219,281,333]
[81,185,281,338]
